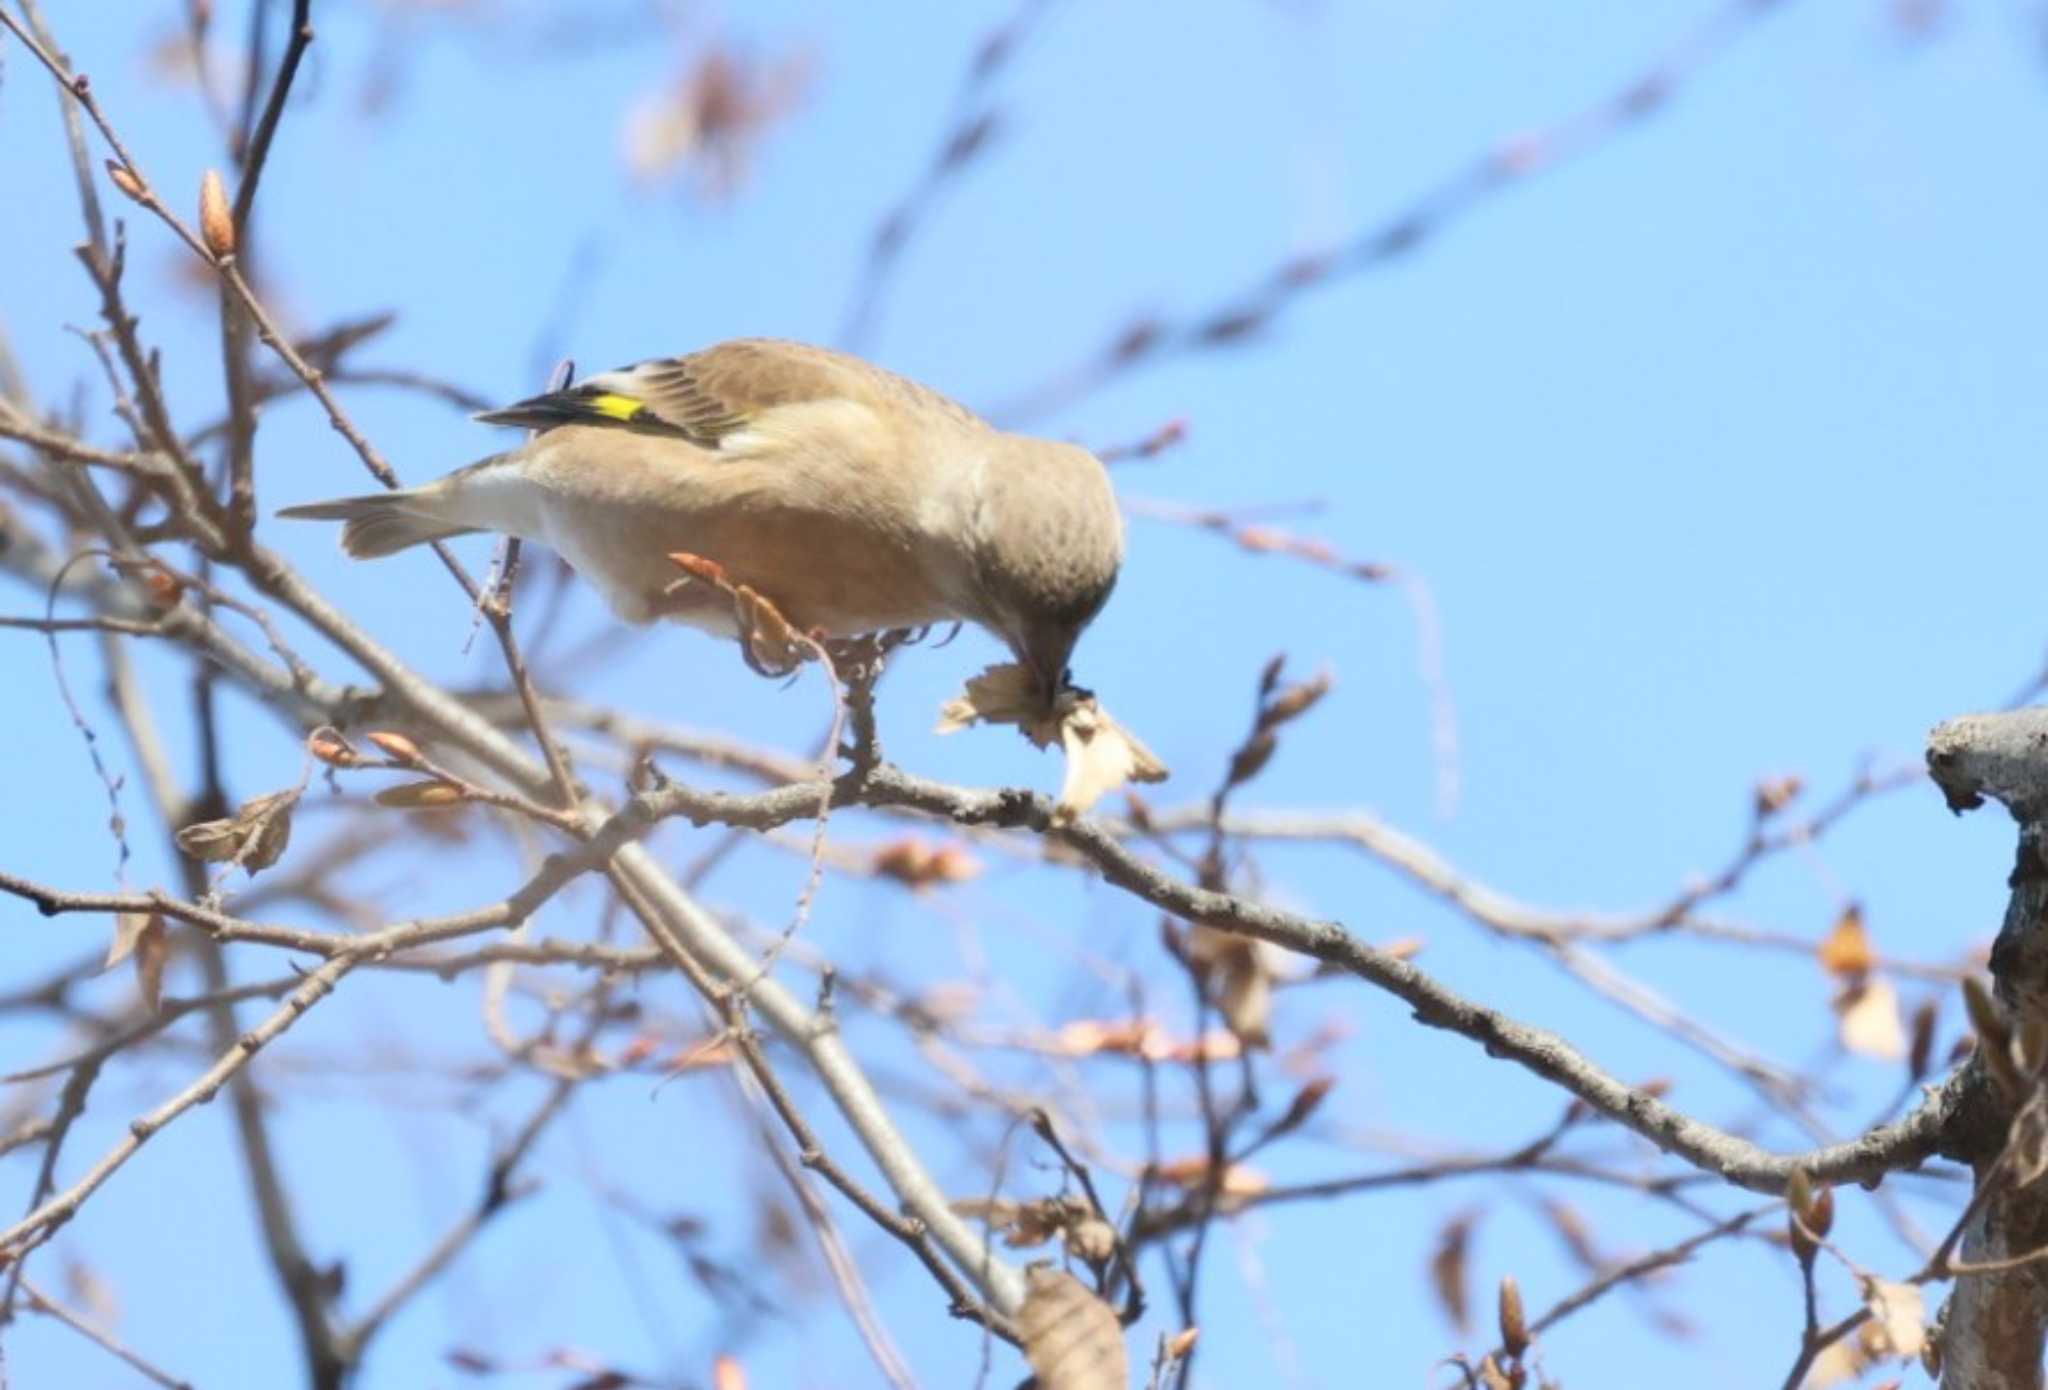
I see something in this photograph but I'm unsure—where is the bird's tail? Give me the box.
[275,491,477,559]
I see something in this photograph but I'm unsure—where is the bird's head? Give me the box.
[969,437,1123,712]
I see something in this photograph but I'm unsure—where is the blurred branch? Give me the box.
[838,0,1057,349]
[996,0,1796,422]
[19,1277,194,1390]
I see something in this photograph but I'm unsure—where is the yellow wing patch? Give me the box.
[588,392,645,421]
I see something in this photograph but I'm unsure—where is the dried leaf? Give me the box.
[1836,976,1907,1061]
[1801,1337,1869,1389]
[1862,1280,1926,1359]
[1818,904,1875,979]
[173,817,243,862]
[1164,1327,1199,1362]
[1054,696,1169,821]
[935,663,1044,737]
[1065,1217,1118,1265]
[104,912,168,1013]
[1153,1156,1269,1210]
[1539,1198,1604,1273]
[1188,924,1274,1048]
[1017,1265,1127,1390]
[711,1353,747,1390]
[1429,1210,1477,1332]
[871,837,981,888]
[373,780,466,809]
[1049,1017,1239,1064]
[174,789,296,874]
[936,662,1168,819]
[624,45,811,200]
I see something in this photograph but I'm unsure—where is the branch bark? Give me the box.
[1928,708,2048,1390]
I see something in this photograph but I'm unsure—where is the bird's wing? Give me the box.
[474,339,983,449]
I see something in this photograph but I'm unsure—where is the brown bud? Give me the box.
[105,160,146,204]
[1807,1184,1835,1240]
[1497,1275,1529,1359]
[1786,1168,1818,1265]
[1754,774,1805,818]
[364,730,423,764]
[373,780,465,809]
[199,168,235,259]
[1907,999,1938,1082]
[1263,673,1332,726]
[1273,1076,1335,1136]
[308,729,358,767]
[1164,1327,1199,1361]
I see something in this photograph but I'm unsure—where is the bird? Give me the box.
[277,338,1124,708]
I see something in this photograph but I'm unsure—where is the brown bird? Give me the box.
[278,339,1124,704]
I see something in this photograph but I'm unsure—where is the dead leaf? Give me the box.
[174,789,296,874]
[1818,904,1875,979]
[936,662,1168,819]
[711,1353,746,1390]
[1048,1018,1240,1064]
[1801,1337,1870,1390]
[1862,1280,1926,1359]
[953,1193,1115,1265]
[1152,1156,1268,1211]
[1164,1327,1198,1361]
[1017,1265,1127,1390]
[871,837,982,888]
[105,913,169,1011]
[624,45,812,200]
[1837,976,1907,1061]
[936,663,1044,738]
[1054,696,1169,821]
[1188,924,1275,1048]
[1429,1210,1478,1332]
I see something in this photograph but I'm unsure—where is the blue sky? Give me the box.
[4,1,2047,1386]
